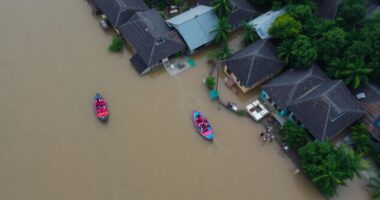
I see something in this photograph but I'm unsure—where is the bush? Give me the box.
[284,121,308,150]
[268,14,302,40]
[205,76,216,89]
[109,36,124,52]
[351,123,372,155]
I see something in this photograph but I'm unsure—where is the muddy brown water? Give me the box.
[0,0,370,199]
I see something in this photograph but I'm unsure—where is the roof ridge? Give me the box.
[245,56,256,86]
[147,38,157,66]
[321,103,332,141]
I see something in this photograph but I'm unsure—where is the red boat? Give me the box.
[93,93,109,121]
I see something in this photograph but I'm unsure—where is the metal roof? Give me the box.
[248,9,285,39]
[166,5,218,51]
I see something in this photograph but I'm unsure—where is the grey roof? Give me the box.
[289,80,365,141]
[248,9,286,39]
[262,64,329,110]
[94,0,148,27]
[197,0,257,27]
[228,0,257,26]
[119,9,186,70]
[224,39,284,88]
[315,0,342,19]
[166,5,218,51]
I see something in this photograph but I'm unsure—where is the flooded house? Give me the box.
[261,64,365,141]
[119,9,186,75]
[223,39,284,93]
[166,5,219,54]
[87,0,148,29]
[197,0,257,30]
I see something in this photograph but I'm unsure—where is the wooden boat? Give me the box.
[192,110,214,141]
[93,93,109,121]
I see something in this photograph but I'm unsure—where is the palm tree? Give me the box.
[211,18,232,45]
[368,177,380,199]
[276,39,294,65]
[241,22,260,46]
[212,0,232,19]
[341,60,373,89]
[326,58,346,79]
[209,44,233,93]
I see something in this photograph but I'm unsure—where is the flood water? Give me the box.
[0,0,370,199]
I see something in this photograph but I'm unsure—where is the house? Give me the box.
[91,0,148,28]
[248,9,285,39]
[354,84,380,141]
[315,0,342,19]
[198,0,257,29]
[261,64,365,141]
[166,5,219,54]
[119,9,186,75]
[223,39,284,93]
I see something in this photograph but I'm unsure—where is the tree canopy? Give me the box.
[212,0,232,19]
[316,27,347,64]
[299,141,365,197]
[284,121,308,150]
[211,18,232,45]
[268,14,302,40]
[241,23,260,47]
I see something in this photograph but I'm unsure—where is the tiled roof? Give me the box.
[224,39,284,88]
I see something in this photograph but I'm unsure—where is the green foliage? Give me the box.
[211,18,232,45]
[241,23,259,47]
[212,0,232,18]
[277,39,294,65]
[211,44,233,60]
[277,35,316,68]
[236,109,247,116]
[289,35,317,68]
[316,27,347,64]
[337,0,365,29]
[368,177,380,199]
[341,60,372,89]
[351,123,372,155]
[284,121,308,150]
[272,0,283,10]
[362,15,380,84]
[344,41,372,63]
[299,142,365,197]
[286,4,313,23]
[206,76,216,89]
[268,14,302,40]
[326,58,346,79]
[108,37,123,52]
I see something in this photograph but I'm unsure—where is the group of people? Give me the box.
[195,115,209,132]
[260,126,275,143]
[95,98,107,113]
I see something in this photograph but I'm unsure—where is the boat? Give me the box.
[192,110,214,141]
[93,93,109,121]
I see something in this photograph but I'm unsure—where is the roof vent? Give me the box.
[356,92,366,100]
[155,37,165,45]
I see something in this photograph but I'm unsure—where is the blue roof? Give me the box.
[166,5,218,51]
[248,9,285,39]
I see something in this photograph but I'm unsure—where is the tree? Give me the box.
[299,141,365,197]
[289,35,317,68]
[351,123,372,155]
[213,44,233,60]
[206,76,216,89]
[316,27,347,64]
[286,4,313,23]
[212,0,232,19]
[341,60,372,89]
[337,0,365,29]
[108,36,124,52]
[277,39,294,65]
[326,58,346,79]
[284,121,308,150]
[368,177,380,199]
[241,22,259,47]
[268,14,302,40]
[344,41,372,63]
[211,18,232,45]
